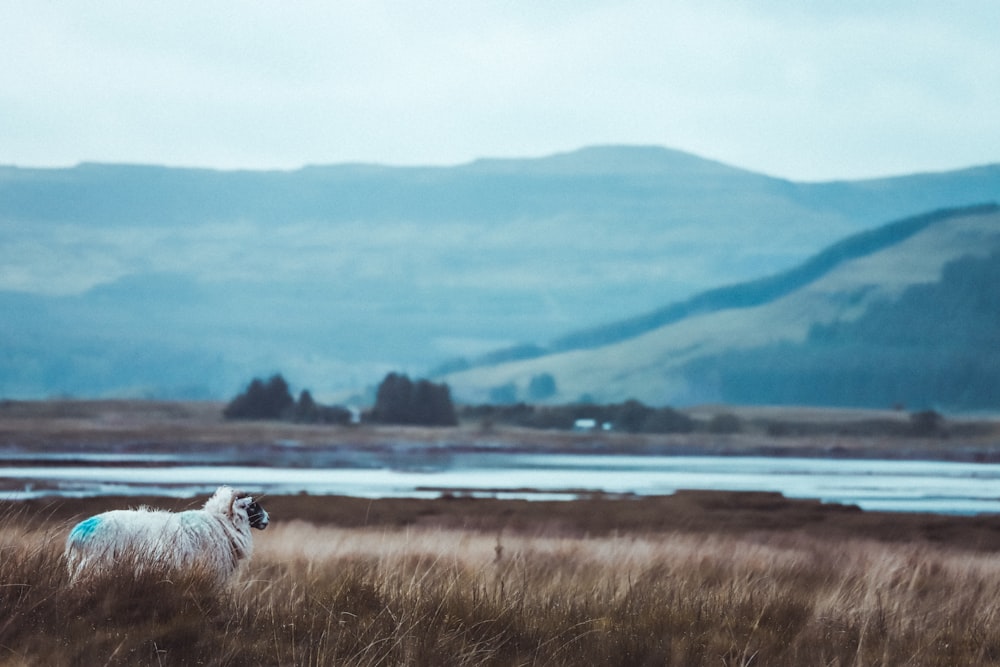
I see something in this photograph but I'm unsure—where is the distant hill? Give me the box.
[1,146,999,400]
[442,205,1000,411]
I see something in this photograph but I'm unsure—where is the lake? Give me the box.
[3,452,1000,514]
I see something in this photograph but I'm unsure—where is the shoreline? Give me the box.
[2,398,1000,464]
[3,399,1000,516]
[5,433,1000,467]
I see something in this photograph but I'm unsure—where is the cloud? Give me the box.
[1,0,998,179]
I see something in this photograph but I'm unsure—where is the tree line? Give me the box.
[460,400,707,434]
[224,375,720,434]
[224,372,457,426]
[223,374,354,424]
[223,372,963,438]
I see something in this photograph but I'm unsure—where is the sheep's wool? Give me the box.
[65,486,268,585]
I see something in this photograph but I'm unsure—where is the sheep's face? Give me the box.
[235,494,269,530]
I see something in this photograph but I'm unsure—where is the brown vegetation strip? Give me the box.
[3,398,1000,462]
[10,490,1000,552]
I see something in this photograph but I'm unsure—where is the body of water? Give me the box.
[3,453,1000,514]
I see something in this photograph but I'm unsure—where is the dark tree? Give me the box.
[317,404,354,425]
[642,406,695,434]
[224,374,295,420]
[293,389,319,422]
[708,412,742,434]
[371,372,415,424]
[413,379,456,426]
[614,399,653,433]
[910,409,945,437]
[293,389,354,425]
[528,373,557,401]
[371,372,457,426]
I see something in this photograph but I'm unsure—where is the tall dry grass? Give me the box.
[3,512,1000,666]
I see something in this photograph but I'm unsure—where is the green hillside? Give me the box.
[444,205,1000,411]
[551,204,998,353]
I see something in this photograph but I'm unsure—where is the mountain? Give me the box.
[1,146,999,400]
[442,205,1000,411]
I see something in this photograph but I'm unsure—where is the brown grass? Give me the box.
[4,494,1000,666]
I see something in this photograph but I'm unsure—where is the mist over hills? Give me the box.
[1,146,998,403]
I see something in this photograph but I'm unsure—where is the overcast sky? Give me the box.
[3,1,998,181]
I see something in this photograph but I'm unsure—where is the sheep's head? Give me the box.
[235,492,270,530]
[207,486,270,530]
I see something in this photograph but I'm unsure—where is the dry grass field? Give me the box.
[3,400,1000,664]
[4,492,1000,666]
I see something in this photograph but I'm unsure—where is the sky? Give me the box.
[2,0,999,181]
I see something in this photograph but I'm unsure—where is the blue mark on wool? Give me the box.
[70,516,102,541]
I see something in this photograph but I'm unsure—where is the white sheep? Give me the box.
[65,486,269,585]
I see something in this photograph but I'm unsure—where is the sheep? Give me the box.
[65,486,269,586]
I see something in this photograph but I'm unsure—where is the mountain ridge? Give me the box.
[2,145,999,401]
[5,145,1000,231]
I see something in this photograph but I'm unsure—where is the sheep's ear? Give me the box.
[223,489,242,518]
[234,496,254,511]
